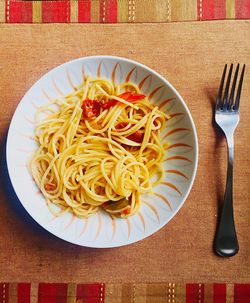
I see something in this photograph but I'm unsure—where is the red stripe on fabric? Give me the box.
[107,0,117,22]
[186,284,204,303]
[18,283,31,303]
[201,0,215,20]
[235,0,250,18]
[186,284,198,303]
[214,0,226,19]
[7,0,32,23]
[234,284,250,303]
[213,283,226,303]
[100,0,117,23]
[17,283,30,303]
[78,0,91,22]
[76,284,104,303]
[38,283,68,303]
[42,1,70,23]
[0,283,9,303]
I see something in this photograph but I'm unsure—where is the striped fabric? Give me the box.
[0,283,249,302]
[0,0,250,23]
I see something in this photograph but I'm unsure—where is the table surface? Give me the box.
[0,21,249,284]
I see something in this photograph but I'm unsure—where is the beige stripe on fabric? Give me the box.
[30,283,38,303]
[9,283,17,303]
[67,283,76,303]
[226,284,234,303]
[146,283,166,303]
[226,0,235,19]
[32,1,42,23]
[121,284,133,303]
[105,284,123,303]
[170,0,197,21]
[91,0,100,22]
[175,283,186,303]
[70,0,78,22]
[134,284,147,303]
[204,283,213,303]
[0,0,5,23]
[135,0,169,22]
[117,0,129,22]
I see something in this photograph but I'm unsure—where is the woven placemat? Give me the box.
[0,21,249,288]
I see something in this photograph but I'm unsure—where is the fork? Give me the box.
[214,63,245,257]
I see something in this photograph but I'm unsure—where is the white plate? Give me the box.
[6,56,198,247]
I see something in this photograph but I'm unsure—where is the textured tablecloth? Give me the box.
[0,0,250,23]
[0,15,249,303]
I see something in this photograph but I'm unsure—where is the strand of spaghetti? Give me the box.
[101,105,119,126]
[120,82,140,92]
[85,106,123,134]
[139,106,158,158]
[111,114,149,136]
[111,95,139,109]
[95,84,111,97]
[39,154,60,199]
[101,157,119,193]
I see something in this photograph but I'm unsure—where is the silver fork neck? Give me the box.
[225,133,234,150]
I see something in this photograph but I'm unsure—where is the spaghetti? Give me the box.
[29,76,169,218]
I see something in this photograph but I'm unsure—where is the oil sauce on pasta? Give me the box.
[29,77,169,218]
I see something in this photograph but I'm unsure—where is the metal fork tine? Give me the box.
[228,64,239,109]
[216,64,227,109]
[234,64,245,111]
[223,63,233,108]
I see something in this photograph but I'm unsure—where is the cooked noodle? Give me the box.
[29,76,169,218]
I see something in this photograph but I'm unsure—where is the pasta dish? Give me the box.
[29,76,169,218]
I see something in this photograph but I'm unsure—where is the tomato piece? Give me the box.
[82,99,101,119]
[117,92,133,100]
[118,92,145,102]
[44,182,56,191]
[126,93,145,102]
[116,122,144,143]
[123,208,131,215]
[153,119,158,126]
[116,122,128,130]
[102,99,117,109]
[149,150,158,160]
[127,130,144,143]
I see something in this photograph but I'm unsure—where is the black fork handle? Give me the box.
[214,142,239,257]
